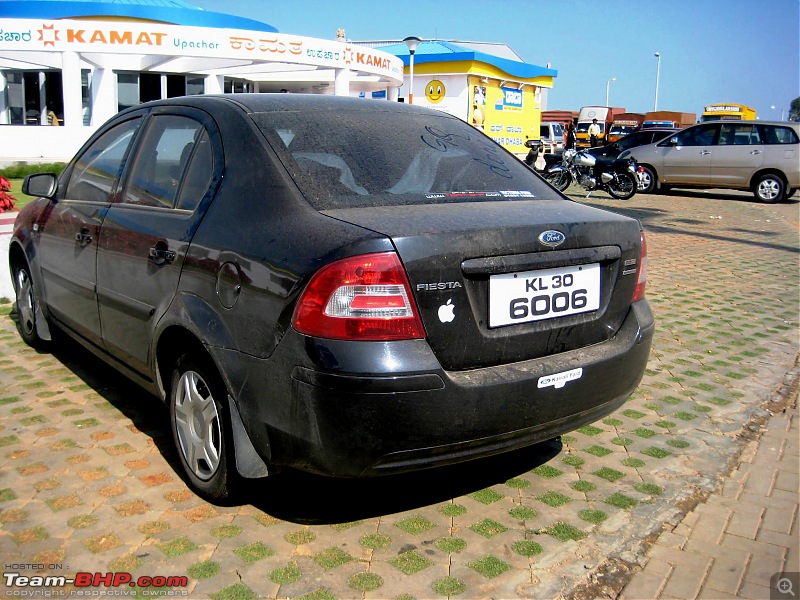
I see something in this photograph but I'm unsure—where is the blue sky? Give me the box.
[191,0,799,119]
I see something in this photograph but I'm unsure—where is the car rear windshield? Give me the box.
[251,108,553,210]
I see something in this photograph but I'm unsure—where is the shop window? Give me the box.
[2,70,64,125]
[117,73,206,111]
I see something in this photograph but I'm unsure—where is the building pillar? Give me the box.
[61,51,83,128]
[206,75,224,94]
[90,66,118,126]
[0,71,8,125]
[387,85,399,102]
[334,68,350,97]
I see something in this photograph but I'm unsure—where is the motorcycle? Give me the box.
[542,148,640,200]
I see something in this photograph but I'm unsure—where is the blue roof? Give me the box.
[0,0,278,32]
[378,40,557,80]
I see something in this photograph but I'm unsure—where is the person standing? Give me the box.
[564,122,575,150]
[588,118,601,147]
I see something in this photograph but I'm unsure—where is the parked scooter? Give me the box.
[542,148,640,199]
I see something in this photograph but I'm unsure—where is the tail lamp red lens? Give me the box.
[632,231,648,302]
[292,252,425,341]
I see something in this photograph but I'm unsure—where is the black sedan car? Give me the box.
[10,94,653,501]
[587,128,680,159]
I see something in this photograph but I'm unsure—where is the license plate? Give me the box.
[489,263,600,327]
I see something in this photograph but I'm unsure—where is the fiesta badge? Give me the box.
[538,230,566,248]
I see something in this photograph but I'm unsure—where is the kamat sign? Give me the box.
[0,19,403,82]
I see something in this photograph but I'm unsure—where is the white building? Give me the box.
[0,0,403,164]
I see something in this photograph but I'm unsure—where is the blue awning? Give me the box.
[378,40,557,79]
[0,0,278,32]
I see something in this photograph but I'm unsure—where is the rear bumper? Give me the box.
[231,300,654,477]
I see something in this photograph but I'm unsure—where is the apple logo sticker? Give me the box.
[438,299,455,323]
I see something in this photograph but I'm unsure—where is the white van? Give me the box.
[539,122,564,152]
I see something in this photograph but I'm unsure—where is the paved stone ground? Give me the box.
[0,189,797,599]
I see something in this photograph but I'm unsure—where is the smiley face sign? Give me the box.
[425,80,446,103]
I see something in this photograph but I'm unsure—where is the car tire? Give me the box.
[638,165,658,194]
[170,353,236,502]
[783,187,798,200]
[13,262,47,348]
[753,174,784,204]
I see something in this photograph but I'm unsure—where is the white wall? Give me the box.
[0,125,96,167]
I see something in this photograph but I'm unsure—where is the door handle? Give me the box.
[75,227,92,246]
[149,244,176,265]
[699,150,712,155]
[750,150,763,155]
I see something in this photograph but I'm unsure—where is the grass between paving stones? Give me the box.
[269,561,301,585]
[543,522,586,541]
[470,555,511,578]
[158,537,197,558]
[468,488,504,504]
[211,524,242,538]
[285,529,316,545]
[571,480,596,493]
[506,476,531,488]
[509,505,537,520]
[579,510,609,524]
[210,583,255,600]
[513,540,544,557]
[532,464,563,478]
[435,537,467,553]
[348,572,383,592]
[593,467,624,482]
[395,514,435,535]
[234,541,274,563]
[314,547,353,570]
[439,503,467,517]
[536,491,572,507]
[187,560,219,580]
[390,550,433,575]
[634,483,665,495]
[605,493,638,509]
[432,577,467,596]
[360,533,391,549]
[470,518,508,538]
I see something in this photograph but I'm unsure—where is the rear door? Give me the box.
[37,116,142,344]
[96,107,221,377]
[708,123,764,186]
[659,123,718,184]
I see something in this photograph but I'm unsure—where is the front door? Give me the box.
[659,123,718,185]
[96,109,219,377]
[37,117,142,345]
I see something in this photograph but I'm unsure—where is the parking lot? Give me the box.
[0,188,797,599]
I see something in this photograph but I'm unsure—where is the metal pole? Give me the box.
[654,52,661,111]
[606,77,615,106]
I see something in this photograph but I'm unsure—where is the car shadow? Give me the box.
[245,439,563,525]
[11,307,564,522]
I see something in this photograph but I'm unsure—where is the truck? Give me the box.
[575,106,626,148]
[642,111,696,129]
[606,113,645,144]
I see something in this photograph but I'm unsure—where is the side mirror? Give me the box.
[22,173,58,199]
[668,136,679,146]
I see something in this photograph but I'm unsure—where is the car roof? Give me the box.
[130,93,446,118]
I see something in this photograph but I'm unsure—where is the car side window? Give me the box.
[122,115,207,209]
[762,125,800,145]
[674,124,717,147]
[64,118,141,203]
[719,124,761,146]
[176,130,214,211]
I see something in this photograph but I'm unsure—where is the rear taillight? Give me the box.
[632,231,648,302]
[292,252,425,341]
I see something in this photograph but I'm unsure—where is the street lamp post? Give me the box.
[606,77,616,106]
[653,52,661,111]
[402,36,421,104]
[771,105,785,121]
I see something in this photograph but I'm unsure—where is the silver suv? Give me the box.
[620,121,799,202]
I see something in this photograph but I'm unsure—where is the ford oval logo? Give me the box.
[538,230,566,247]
